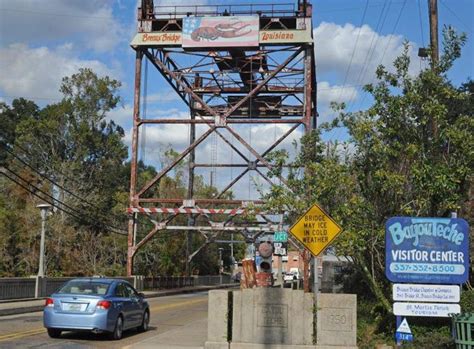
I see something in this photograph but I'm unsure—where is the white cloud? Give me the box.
[145,91,182,104]
[107,103,133,126]
[0,0,125,52]
[0,43,120,101]
[318,81,358,105]
[314,22,419,85]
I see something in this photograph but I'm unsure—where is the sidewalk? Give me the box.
[0,284,237,317]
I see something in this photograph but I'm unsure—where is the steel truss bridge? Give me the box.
[127,0,316,276]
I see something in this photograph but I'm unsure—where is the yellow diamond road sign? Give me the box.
[289,203,343,257]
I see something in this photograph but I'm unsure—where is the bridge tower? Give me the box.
[127,0,316,276]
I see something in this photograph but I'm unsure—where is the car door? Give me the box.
[125,283,144,326]
[114,283,134,329]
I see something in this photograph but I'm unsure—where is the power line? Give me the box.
[336,0,370,106]
[1,142,126,224]
[418,0,426,47]
[351,0,408,116]
[439,0,473,33]
[2,145,128,234]
[345,0,391,112]
[1,169,86,224]
[1,166,127,236]
[377,0,408,72]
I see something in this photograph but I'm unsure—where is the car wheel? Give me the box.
[110,315,123,340]
[138,310,150,332]
[47,328,62,338]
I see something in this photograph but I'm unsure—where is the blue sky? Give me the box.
[1,0,471,124]
[0,0,472,197]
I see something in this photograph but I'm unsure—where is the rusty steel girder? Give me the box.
[127,1,316,277]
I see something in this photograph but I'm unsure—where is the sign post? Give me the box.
[289,203,342,294]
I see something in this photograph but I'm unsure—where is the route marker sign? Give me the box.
[289,203,342,256]
[273,242,288,256]
[395,317,413,343]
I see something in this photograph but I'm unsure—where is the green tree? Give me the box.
[0,68,129,276]
[262,27,472,311]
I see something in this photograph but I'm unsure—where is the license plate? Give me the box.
[63,303,87,312]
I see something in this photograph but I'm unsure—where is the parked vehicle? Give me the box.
[283,268,301,284]
[43,278,149,340]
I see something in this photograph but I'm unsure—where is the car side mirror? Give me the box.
[138,292,145,299]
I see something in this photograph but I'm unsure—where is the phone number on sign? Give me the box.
[389,263,465,274]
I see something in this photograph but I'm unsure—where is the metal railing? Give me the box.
[0,278,36,300]
[143,276,194,290]
[0,275,232,300]
[153,3,297,19]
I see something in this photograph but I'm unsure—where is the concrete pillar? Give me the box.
[205,290,230,349]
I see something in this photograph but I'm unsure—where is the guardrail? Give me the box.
[0,275,232,300]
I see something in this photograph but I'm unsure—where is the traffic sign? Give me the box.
[396,318,412,334]
[395,317,414,344]
[396,332,413,342]
[273,242,288,256]
[289,203,342,256]
[274,231,288,242]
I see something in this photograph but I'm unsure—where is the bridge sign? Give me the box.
[289,203,342,257]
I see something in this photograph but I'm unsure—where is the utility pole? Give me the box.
[428,0,439,140]
[428,0,439,66]
[37,203,51,277]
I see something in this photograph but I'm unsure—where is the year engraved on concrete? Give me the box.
[257,304,288,328]
[321,308,352,332]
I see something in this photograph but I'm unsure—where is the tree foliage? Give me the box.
[0,68,233,277]
[262,27,472,311]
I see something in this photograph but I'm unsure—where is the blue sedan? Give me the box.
[43,278,150,340]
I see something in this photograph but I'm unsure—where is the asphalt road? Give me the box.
[0,292,209,349]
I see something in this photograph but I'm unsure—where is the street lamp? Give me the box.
[36,203,51,277]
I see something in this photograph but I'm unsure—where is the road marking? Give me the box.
[0,297,208,344]
[0,328,45,342]
[149,298,207,313]
[121,297,208,349]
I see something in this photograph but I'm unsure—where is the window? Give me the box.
[115,283,130,298]
[125,284,138,299]
[58,281,110,295]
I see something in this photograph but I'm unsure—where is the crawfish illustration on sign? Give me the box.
[191,21,252,41]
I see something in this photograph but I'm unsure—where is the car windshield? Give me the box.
[57,280,110,295]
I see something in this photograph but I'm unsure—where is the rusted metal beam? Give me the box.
[137,126,216,197]
[216,169,248,199]
[127,49,143,277]
[139,119,304,124]
[261,123,301,157]
[143,49,190,108]
[193,163,293,168]
[303,46,313,132]
[223,48,303,118]
[138,198,263,205]
[146,49,289,184]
